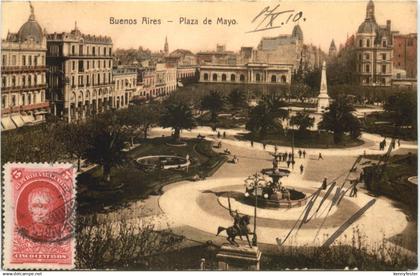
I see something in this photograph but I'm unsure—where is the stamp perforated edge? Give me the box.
[2,162,76,270]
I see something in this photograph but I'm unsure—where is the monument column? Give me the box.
[316,61,331,113]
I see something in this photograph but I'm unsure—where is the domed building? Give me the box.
[1,3,49,131]
[355,0,395,86]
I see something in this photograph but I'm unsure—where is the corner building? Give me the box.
[1,5,49,130]
[46,24,113,122]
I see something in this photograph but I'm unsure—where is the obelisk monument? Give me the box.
[317,61,330,113]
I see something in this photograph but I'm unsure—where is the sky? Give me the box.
[1,0,417,53]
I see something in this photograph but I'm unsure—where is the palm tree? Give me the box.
[246,95,288,138]
[85,112,127,182]
[318,96,361,144]
[200,90,225,122]
[290,112,315,134]
[160,103,196,141]
[228,89,247,109]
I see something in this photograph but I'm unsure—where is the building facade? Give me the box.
[393,33,417,79]
[1,4,49,131]
[199,63,292,84]
[355,0,394,86]
[46,23,114,122]
[112,67,137,109]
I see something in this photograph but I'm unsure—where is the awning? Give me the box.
[22,115,35,124]
[1,117,17,130]
[11,115,25,128]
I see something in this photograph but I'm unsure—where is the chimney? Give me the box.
[386,20,391,31]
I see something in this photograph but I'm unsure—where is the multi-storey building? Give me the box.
[46,23,113,122]
[1,4,49,131]
[393,33,417,78]
[112,67,137,109]
[355,0,394,86]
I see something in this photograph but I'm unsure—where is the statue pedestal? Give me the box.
[216,244,261,270]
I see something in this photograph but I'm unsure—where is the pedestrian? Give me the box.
[288,153,292,160]
[298,149,302,158]
[287,160,291,168]
[322,177,327,190]
[303,150,306,159]
[300,164,304,174]
[217,131,221,138]
[263,143,266,150]
[291,160,295,170]
[397,139,401,147]
[383,138,387,148]
[223,131,226,138]
[391,140,396,149]
[363,150,366,157]
[251,140,254,147]
[274,145,278,153]
[318,152,323,160]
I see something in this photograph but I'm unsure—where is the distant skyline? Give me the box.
[2,1,417,53]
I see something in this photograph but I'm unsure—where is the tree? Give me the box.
[384,93,417,134]
[85,112,127,182]
[246,95,288,138]
[56,121,90,172]
[200,90,225,122]
[290,112,315,134]
[159,103,196,141]
[318,96,361,143]
[228,89,247,109]
[290,81,311,103]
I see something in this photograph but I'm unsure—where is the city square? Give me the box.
[1,0,418,271]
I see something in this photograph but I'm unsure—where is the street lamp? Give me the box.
[244,173,270,247]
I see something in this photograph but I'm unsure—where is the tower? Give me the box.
[328,39,337,57]
[164,36,169,56]
[317,61,330,113]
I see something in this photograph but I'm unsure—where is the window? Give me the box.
[103,60,106,68]
[359,40,363,47]
[2,76,6,87]
[212,74,217,81]
[382,40,387,47]
[22,94,26,105]
[256,73,261,82]
[109,60,111,67]
[78,60,84,72]
[271,75,276,83]
[22,56,26,66]
[366,39,370,47]
[103,47,106,56]
[12,76,16,87]
[72,61,76,70]
[358,54,362,60]
[11,55,16,65]
[29,56,32,66]
[11,95,16,106]
[22,76,26,87]
[203,73,208,80]
[109,48,112,56]
[281,75,286,83]
[2,55,6,66]
[92,47,96,56]
[2,96,6,108]
[79,45,83,55]
[240,74,245,81]
[34,56,38,66]
[231,74,236,81]
[87,61,90,70]
[72,45,76,55]
[365,53,370,60]
[34,75,38,85]
[28,75,31,86]
[28,94,32,105]
[382,53,386,60]
[222,74,227,81]
[366,64,370,73]
[382,65,386,74]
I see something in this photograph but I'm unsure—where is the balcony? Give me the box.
[2,84,47,93]
[1,66,47,73]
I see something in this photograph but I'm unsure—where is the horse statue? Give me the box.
[216,211,253,248]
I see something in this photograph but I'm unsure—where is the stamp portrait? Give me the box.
[3,163,76,270]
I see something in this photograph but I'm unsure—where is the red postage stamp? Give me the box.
[3,163,76,270]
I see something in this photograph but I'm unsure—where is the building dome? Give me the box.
[357,20,378,33]
[17,4,44,43]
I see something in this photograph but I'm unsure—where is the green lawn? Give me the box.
[76,137,226,215]
[196,110,248,129]
[363,112,416,140]
[238,130,364,149]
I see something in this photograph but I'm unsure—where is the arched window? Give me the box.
[366,64,370,73]
[271,75,277,83]
[281,75,287,83]
[212,74,218,81]
[231,74,236,81]
[382,40,387,47]
[366,39,370,47]
[203,73,208,80]
[222,74,227,81]
[359,39,363,47]
[256,73,261,82]
[240,74,245,81]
